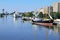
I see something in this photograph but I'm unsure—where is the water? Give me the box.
[0,15,60,40]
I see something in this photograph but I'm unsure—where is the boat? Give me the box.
[32,17,42,21]
[32,19,53,26]
[54,19,60,24]
[32,11,54,26]
[32,18,53,23]
[22,17,32,21]
[13,11,22,18]
[32,22,53,26]
[31,16,54,26]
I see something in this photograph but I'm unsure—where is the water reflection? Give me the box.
[0,16,60,40]
[54,26,59,34]
[44,25,60,40]
[22,20,60,40]
[0,14,4,18]
[32,24,39,31]
[32,25,37,40]
[32,23,60,40]
[13,17,18,23]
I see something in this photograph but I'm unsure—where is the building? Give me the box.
[53,2,60,12]
[49,6,53,14]
[39,8,45,14]
[44,7,49,14]
[39,6,53,14]
[44,6,53,14]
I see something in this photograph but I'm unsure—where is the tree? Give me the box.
[43,14,50,19]
[38,12,43,18]
[22,13,25,17]
[57,12,60,19]
[22,12,34,17]
[50,12,60,19]
[26,12,33,17]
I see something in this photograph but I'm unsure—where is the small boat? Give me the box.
[54,19,60,24]
[22,17,32,21]
[13,12,22,18]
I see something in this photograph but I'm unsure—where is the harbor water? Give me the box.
[0,15,60,40]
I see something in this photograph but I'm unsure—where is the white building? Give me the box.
[39,8,45,14]
[53,2,60,12]
[39,6,53,14]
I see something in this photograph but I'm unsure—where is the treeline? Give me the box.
[22,11,34,17]
[22,11,60,19]
[50,12,60,19]
[37,12,60,19]
[22,12,50,19]
[0,13,4,18]
[38,12,50,19]
[0,11,59,19]
[0,13,9,18]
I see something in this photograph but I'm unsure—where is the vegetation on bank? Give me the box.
[51,12,60,19]
[0,13,9,18]
[22,12,34,17]
[22,11,60,19]
[22,11,50,19]
[38,12,43,18]
[37,12,50,19]
[0,13,4,18]
[0,10,60,19]
[38,12,60,19]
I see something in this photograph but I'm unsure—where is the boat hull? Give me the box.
[32,19,53,23]
[32,22,53,26]
[32,19,53,26]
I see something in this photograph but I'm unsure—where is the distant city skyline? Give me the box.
[0,0,60,12]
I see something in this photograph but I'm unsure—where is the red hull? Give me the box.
[33,22,53,26]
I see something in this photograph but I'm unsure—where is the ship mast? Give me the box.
[49,7,53,19]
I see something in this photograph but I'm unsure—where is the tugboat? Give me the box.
[32,13,53,23]
[32,19,53,23]
[32,12,54,26]
[32,19,53,26]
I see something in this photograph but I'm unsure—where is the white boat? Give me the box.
[13,12,21,18]
[32,17,42,21]
[54,19,60,24]
[22,17,32,21]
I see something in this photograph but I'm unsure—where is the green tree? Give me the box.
[57,12,60,19]
[43,14,50,19]
[22,12,34,17]
[22,13,25,17]
[0,13,4,18]
[38,12,43,18]
[50,12,60,19]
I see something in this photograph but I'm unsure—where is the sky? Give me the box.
[0,0,60,13]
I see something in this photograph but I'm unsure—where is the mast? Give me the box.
[49,7,53,19]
